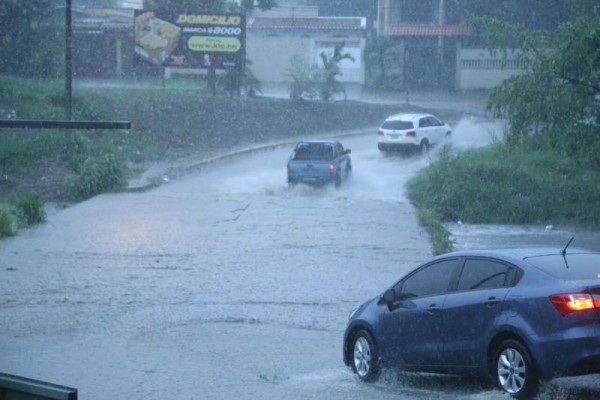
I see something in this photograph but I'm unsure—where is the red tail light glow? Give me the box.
[406,131,416,137]
[378,129,384,136]
[549,293,600,316]
[329,163,335,173]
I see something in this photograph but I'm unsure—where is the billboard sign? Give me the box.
[134,11,245,70]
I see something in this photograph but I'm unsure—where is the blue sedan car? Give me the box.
[343,247,600,399]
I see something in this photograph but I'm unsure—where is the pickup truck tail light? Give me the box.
[329,163,335,174]
[550,293,600,316]
[406,131,416,137]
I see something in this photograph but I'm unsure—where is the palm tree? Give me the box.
[318,42,355,101]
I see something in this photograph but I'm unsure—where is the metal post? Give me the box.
[65,0,73,120]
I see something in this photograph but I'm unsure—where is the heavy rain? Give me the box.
[1,1,600,399]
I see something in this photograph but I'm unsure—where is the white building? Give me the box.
[246,5,367,85]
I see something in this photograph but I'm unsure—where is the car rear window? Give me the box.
[292,143,334,161]
[381,120,413,130]
[524,253,600,280]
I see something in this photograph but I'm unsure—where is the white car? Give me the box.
[377,113,451,153]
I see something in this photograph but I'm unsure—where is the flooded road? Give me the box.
[1,118,597,399]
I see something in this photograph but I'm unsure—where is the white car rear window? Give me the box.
[381,120,413,130]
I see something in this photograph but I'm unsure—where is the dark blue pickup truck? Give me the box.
[287,140,352,187]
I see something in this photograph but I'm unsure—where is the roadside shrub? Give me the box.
[0,204,15,238]
[63,132,92,171]
[287,56,319,101]
[13,192,46,228]
[69,153,126,200]
[407,144,600,228]
[218,59,262,98]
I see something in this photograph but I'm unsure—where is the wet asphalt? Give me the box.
[1,104,599,399]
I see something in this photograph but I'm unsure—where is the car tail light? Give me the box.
[378,129,384,136]
[549,293,600,316]
[329,163,335,174]
[406,131,416,137]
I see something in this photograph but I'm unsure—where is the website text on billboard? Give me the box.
[134,11,245,70]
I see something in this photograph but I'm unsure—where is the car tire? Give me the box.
[351,330,380,382]
[377,143,386,152]
[493,339,539,399]
[419,140,430,155]
[334,173,342,188]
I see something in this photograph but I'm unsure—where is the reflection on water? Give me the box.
[446,223,600,252]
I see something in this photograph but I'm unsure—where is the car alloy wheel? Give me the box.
[352,330,379,381]
[495,339,538,398]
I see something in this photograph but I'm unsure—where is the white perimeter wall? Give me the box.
[247,34,365,84]
[457,48,525,90]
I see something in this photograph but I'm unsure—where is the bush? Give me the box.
[287,56,319,101]
[13,192,46,228]
[69,154,126,200]
[0,204,15,238]
[407,143,600,228]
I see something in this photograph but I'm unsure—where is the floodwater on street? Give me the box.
[1,117,598,399]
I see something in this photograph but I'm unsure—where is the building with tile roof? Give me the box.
[375,0,524,90]
[246,5,367,87]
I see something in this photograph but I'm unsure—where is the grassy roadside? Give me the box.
[407,142,600,254]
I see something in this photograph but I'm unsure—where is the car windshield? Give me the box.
[524,253,600,280]
[292,143,334,161]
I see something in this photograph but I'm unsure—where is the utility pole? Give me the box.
[438,0,445,87]
[65,0,73,120]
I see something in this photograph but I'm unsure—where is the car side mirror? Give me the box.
[382,288,396,304]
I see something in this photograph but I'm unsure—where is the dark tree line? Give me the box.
[0,0,65,78]
[143,0,276,14]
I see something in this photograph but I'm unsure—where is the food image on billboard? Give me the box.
[134,11,245,69]
[135,11,181,65]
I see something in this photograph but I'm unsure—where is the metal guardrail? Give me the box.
[0,373,77,400]
[0,120,131,130]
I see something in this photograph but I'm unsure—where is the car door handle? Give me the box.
[427,304,440,313]
[486,297,502,307]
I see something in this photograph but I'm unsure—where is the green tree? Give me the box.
[287,56,319,101]
[0,0,65,78]
[219,59,262,97]
[143,0,228,13]
[308,0,376,21]
[474,12,600,167]
[240,0,277,11]
[461,0,571,30]
[144,0,276,13]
